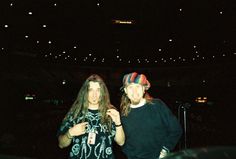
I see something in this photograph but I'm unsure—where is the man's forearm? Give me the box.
[114,125,125,146]
[58,131,73,148]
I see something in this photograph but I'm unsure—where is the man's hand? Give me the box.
[106,109,121,125]
[159,148,169,159]
[69,122,88,137]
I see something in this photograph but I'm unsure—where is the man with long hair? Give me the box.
[120,72,182,159]
[57,74,125,159]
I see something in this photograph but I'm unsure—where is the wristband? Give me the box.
[115,123,122,127]
[162,146,170,153]
[66,130,73,139]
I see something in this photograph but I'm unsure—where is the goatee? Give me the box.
[131,100,141,105]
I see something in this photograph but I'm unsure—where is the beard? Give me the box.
[88,98,100,105]
[128,93,143,105]
[130,99,142,105]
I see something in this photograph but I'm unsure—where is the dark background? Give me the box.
[1,0,236,158]
[0,59,235,159]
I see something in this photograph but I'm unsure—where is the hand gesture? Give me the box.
[69,122,88,137]
[106,109,121,125]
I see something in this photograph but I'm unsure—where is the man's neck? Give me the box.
[130,98,146,108]
[88,104,99,110]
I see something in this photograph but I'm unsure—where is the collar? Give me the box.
[130,98,146,108]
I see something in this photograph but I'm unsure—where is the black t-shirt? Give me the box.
[58,109,116,159]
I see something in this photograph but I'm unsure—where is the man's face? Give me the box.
[88,81,101,106]
[124,83,145,105]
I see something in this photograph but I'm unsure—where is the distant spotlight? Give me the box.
[112,19,135,25]
[25,94,36,101]
[195,96,208,103]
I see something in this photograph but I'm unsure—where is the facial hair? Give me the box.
[130,99,141,105]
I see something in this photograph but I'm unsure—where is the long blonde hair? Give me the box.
[63,74,114,130]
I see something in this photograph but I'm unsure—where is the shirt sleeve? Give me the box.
[56,112,75,137]
[156,99,183,151]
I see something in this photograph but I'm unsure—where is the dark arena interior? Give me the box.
[1,0,236,158]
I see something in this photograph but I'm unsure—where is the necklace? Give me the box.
[86,110,100,145]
